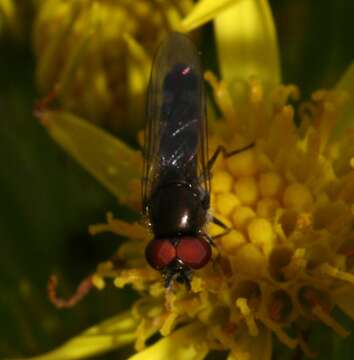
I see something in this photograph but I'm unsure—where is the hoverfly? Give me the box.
[142,33,253,288]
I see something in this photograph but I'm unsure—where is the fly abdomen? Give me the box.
[159,63,200,171]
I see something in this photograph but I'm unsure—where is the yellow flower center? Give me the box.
[33,0,193,132]
[91,77,354,357]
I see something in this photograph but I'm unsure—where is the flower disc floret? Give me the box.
[91,77,354,357]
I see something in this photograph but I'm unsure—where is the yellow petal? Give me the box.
[128,323,208,360]
[89,212,149,240]
[333,61,354,138]
[227,325,272,360]
[35,2,81,92]
[38,110,142,206]
[181,0,242,32]
[21,311,137,359]
[332,285,354,320]
[0,0,14,18]
[215,0,281,91]
[57,23,92,100]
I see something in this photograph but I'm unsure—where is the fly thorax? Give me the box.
[149,183,206,237]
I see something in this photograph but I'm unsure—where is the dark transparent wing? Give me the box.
[142,32,209,214]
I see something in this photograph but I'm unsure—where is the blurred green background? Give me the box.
[0,0,354,359]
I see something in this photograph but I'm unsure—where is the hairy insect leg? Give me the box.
[207,143,255,172]
[48,274,93,309]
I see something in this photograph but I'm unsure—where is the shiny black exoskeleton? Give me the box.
[149,182,208,238]
[142,33,212,288]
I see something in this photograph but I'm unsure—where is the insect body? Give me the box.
[142,33,212,288]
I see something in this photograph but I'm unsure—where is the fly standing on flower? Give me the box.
[142,32,253,288]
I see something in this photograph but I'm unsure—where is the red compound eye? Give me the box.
[145,239,176,270]
[176,237,211,269]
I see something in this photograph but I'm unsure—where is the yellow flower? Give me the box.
[0,0,19,35]
[28,0,354,359]
[33,0,239,133]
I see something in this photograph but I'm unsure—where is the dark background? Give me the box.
[1,1,354,359]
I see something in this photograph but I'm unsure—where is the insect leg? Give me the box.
[208,215,231,240]
[163,265,191,290]
[48,274,93,309]
[207,143,255,172]
[211,215,229,230]
[179,269,192,290]
[163,271,176,289]
[201,232,216,247]
[34,84,60,115]
[212,228,231,239]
